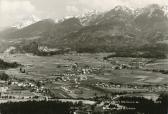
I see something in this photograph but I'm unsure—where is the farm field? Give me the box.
[0,53,167,84]
[145,59,168,70]
[0,53,167,100]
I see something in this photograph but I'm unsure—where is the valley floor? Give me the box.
[0,53,167,112]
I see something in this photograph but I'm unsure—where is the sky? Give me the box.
[0,0,168,28]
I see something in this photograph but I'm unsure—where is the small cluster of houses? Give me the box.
[111,62,145,70]
[95,82,145,90]
[1,80,48,99]
[96,100,126,111]
[0,87,8,93]
[61,86,72,93]
[108,58,148,70]
[38,46,60,52]
[0,85,35,99]
[50,63,92,83]
[37,46,71,55]
[51,63,107,84]
[10,81,36,88]
[54,74,88,84]
[94,81,168,93]
[95,82,121,89]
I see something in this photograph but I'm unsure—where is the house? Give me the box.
[0,87,8,93]
[78,75,87,81]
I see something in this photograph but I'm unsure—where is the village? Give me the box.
[0,52,166,114]
[0,56,166,104]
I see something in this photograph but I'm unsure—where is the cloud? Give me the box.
[75,0,168,11]
[0,0,35,13]
[0,0,168,28]
[123,0,168,8]
[66,5,79,13]
[0,0,36,27]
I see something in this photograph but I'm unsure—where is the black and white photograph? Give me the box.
[0,0,168,114]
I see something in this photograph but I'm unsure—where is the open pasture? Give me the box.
[0,53,168,84]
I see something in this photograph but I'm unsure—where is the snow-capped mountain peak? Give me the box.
[13,15,41,29]
[80,9,99,17]
[162,5,168,17]
[78,9,100,26]
[135,4,168,18]
[57,16,75,23]
[113,5,134,14]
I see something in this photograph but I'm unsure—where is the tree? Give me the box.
[0,73,9,81]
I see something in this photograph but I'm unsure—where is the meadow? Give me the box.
[1,53,167,85]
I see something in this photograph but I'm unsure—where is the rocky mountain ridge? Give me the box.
[0,4,167,57]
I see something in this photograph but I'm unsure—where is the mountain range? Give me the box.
[13,15,40,29]
[0,4,168,57]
